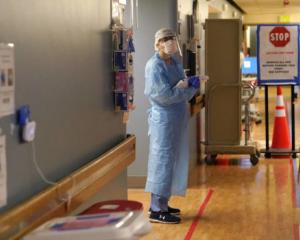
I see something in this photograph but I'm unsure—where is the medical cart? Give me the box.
[203,19,259,165]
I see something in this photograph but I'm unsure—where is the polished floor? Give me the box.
[128,86,300,240]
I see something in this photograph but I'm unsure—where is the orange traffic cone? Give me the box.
[271,86,291,150]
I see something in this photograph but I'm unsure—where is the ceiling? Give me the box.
[234,0,300,14]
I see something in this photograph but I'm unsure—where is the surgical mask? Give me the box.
[163,40,178,55]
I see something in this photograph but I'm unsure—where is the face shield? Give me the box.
[158,36,182,57]
[175,36,182,57]
[154,29,182,56]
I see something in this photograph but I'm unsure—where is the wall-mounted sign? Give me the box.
[257,24,300,85]
[0,43,15,118]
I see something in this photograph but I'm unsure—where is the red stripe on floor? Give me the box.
[293,224,299,240]
[184,189,214,240]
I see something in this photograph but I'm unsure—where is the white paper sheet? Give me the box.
[0,43,15,118]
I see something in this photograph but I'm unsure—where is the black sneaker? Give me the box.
[149,211,181,224]
[167,206,181,216]
[148,206,181,216]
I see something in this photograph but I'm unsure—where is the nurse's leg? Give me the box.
[149,193,181,224]
[151,193,181,216]
[150,193,169,212]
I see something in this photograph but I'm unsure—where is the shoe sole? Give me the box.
[148,211,180,216]
[149,218,180,224]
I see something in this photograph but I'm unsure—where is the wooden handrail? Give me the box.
[0,135,136,240]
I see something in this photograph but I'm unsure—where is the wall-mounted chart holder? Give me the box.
[111,1,136,122]
[112,27,135,119]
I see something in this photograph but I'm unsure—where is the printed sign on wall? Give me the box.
[0,43,16,118]
[257,24,300,85]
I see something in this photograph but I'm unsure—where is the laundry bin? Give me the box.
[79,200,143,215]
[24,200,151,240]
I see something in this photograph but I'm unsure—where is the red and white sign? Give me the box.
[269,27,290,47]
[258,25,299,84]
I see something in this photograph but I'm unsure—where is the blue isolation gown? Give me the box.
[144,52,197,199]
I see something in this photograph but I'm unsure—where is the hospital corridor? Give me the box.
[130,89,300,239]
[1,0,300,240]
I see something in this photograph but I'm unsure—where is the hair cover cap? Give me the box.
[154,28,176,50]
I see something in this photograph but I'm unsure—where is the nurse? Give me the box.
[144,28,200,224]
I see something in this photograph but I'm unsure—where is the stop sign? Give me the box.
[269,27,290,47]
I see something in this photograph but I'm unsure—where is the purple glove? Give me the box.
[188,76,200,88]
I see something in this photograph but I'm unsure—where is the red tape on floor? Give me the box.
[293,224,299,240]
[184,189,214,240]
